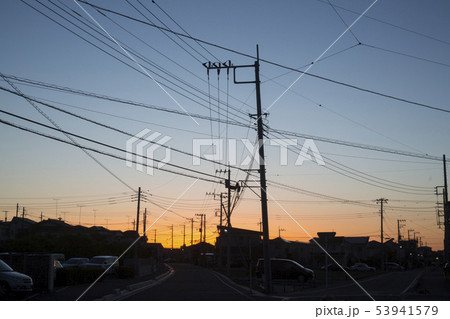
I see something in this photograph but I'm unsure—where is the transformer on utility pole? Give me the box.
[203,46,272,293]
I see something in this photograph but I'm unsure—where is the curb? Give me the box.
[96,264,175,301]
[212,270,268,299]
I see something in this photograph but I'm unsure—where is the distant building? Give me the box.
[215,226,262,268]
[310,232,369,267]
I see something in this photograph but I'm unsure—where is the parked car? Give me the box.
[62,258,89,268]
[0,259,33,298]
[256,258,314,282]
[321,263,350,271]
[384,262,404,271]
[350,262,376,272]
[84,256,119,273]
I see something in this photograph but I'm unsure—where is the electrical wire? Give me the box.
[77,0,450,115]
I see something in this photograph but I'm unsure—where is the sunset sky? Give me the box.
[1,0,449,251]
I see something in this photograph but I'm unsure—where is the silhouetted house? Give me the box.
[31,218,73,236]
[7,216,37,238]
[0,221,10,243]
[145,242,164,261]
[310,232,369,267]
[181,242,215,266]
[417,245,433,265]
[270,237,311,266]
[215,226,262,268]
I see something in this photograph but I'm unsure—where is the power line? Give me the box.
[268,126,441,161]
[0,72,138,193]
[315,0,450,47]
[77,0,450,115]
[0,116,221,184]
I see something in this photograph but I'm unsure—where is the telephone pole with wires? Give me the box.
[203,45,272,293]
[397,219,406,243]
[442,155,450,262]
[376,198,388,270]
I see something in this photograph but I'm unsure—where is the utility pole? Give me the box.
[16,203,19,218]
[443,155,450,262]
[40,212,43,222]
[397,219,406,242]
[136,187,141,235]
[154,229,157,243]
[408,229,414,241]
[143,208,147,237]
[78,205,84,225]
[203,46,271,292]
[376,198,388,270]
[195,213,204,242]
[278,226,286,238]
[3,211,8,222]
[188,218,194,245]
[183,224,186,246]
[376,198,388,245]
[203,215,206,243]
[21,207,25,230]
[171,224,174,250]
[206,192,226,228]
[93,209,97,226]
[253,46,272,294]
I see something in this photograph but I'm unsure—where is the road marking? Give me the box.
[213,272,254,301]
[401,270,424,295]
[112,264,175,301]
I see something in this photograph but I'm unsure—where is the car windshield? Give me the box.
[0,259,14,272]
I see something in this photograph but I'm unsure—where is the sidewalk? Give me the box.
[26,265,169,301]
[406,266,450,300]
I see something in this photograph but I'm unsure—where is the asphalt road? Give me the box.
[286,269,424,300]
[122,263,255,301]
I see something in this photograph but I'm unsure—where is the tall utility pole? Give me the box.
[21,207,25,230]
[443,155,450,262]
[16,203,19,218]
[397,219,406,242]
[136,187,141,235]
[376,198,388,245]
[408,229,414,241]
[196,213,205,242]
[254,46,272,294]
[143,208,147,238]
[154,229,156,243]
[203,215,206,242]
[206,192,226,228]
[188,218,194,245]
[376,198,388,270]
[183,224,186,246]
[203,46,272,293]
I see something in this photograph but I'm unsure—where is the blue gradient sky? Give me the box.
[1,0,449,249]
